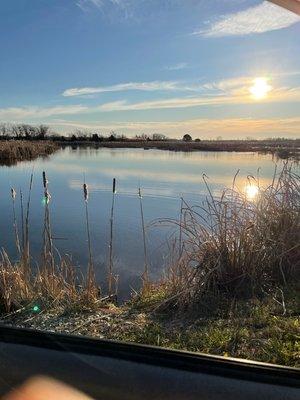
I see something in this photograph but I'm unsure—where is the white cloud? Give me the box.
[96,95,239,112]
[195,1,300,37]
[62,81,181,97]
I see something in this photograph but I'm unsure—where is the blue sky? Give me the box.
[0,0,300,138]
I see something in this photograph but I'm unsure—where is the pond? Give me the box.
[0,147,280,299]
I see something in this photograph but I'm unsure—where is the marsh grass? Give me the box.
[137,163,300,313]
[0,172,100,313]
[0,140,58,165]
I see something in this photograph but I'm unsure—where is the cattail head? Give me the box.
[138,187,142,199]
[42,171,48,189]
[83,183,89,202]
[44,189,51,205]
[11,188,17,200]
[112,178,116,194]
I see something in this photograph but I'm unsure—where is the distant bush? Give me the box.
[183,134,192,141]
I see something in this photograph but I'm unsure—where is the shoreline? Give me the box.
[0,139,299,163]
[60,139,300,159]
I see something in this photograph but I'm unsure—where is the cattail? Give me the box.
[83,183,89,202]
[44,189,51,205]
[41,171,54,274]
[108,178,117,296]
[42,171,48,189]
[83,179,94,296]
[11,188,16,200]
[11,187,21,255]
[20,189,25,251]
[138,186,149,284]
[23,171,34,272]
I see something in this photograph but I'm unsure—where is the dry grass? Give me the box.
[137,163,300,312]
[0,140,58,165]
[0,170,100,314]
[0,251,100,313]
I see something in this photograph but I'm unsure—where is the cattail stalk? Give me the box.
[23,172,34,272]
[11,188,21,255]
[108,178,116,296]
[20,189,25,252]
[42,171,54,273]
[138,186,149,284]
[83,180,94,295]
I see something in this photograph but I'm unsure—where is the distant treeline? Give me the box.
[0,123,298,144]
[0,123,173,142]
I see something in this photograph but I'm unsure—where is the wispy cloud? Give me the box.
[76,0,132,16]
[195,1,300,37]
[95,84,300,112]
[3,75,300,120]
[96,95,241,112]
[164,62,188,71]
[0,105,87,120]
[62,81,182,97]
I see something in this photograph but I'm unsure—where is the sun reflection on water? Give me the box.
[244,184,259,201]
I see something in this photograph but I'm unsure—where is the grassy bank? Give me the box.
[0,163,299,367]
[3,294,299,367]
[0,140,58,166]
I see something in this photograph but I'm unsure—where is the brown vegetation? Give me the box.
[136,163,300,312]
[63,139,300,160]
[0,141,58,166]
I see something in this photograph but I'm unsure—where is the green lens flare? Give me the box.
[33,305,40,312]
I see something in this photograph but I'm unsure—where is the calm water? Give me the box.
[0,147,280,299]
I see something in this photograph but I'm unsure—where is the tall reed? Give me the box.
[10,188,21,255]
[138,186,149,284]
[108,178,116,296]
[22,171,34,274]
[20,189,25,252]
[83,179,95,297]
[42,171,54,272]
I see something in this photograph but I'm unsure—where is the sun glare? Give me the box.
[249,77,272,100]
[245,184,259,201]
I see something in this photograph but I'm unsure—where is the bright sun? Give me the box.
[249,77,272,100]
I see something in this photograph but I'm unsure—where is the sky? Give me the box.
[0,0,300,139]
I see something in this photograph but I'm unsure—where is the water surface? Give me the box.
[0,147,279,299]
